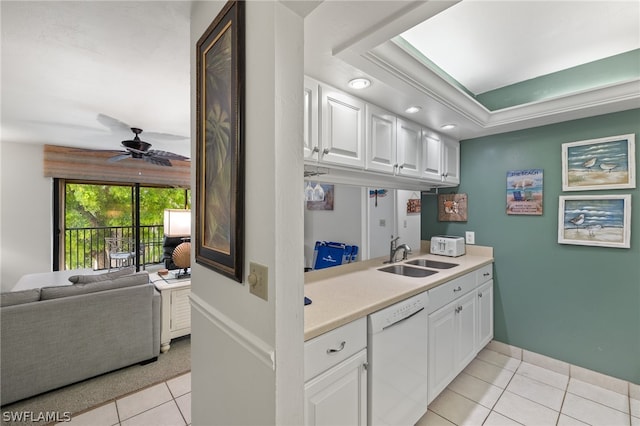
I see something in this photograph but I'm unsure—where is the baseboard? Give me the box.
[486,340,638,396]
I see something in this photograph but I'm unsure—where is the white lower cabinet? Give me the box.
[304,350,367,426]
[304,317,367,426]
[427,289,477,403]
[426,264,494,404]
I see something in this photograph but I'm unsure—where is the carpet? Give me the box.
[1,336,190,426]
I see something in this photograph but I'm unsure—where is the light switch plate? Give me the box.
[249,262,268,301]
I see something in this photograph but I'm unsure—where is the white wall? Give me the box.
[0,142,52,291]
[304,184,362,268]
[190,2,304,425]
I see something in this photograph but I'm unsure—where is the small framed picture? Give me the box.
[558,194,631,249]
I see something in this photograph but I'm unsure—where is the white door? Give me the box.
[367,188,395,259]
[365,104,396,174]
[396,118,421,177]
[304,350,367,426]
[320,84,365,168]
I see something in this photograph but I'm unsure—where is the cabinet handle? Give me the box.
[399,163,405,169]
[479,293,483,298]
[327,341,346,354]
[311,147,319,154]
[322,148,331,155]
[453,286,462,293]
[483,272,490,277]
[363,362,369,371]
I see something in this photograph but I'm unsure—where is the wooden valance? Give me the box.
[43,145,190,188]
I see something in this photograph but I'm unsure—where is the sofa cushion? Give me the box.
[41,271,149,300]
[0,289,41,307]
[68,266,135,284]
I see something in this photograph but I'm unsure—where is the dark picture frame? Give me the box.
[195,0,245,282]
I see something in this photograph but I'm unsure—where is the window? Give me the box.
[56,180,190,271]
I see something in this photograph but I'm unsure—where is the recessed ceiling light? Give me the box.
[348,78,371,89]
[405,106,422,114]
[441,124,456,130]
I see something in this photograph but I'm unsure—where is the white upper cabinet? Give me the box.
[421,132,460,185]
[365,104,397,174]
[319,83,365,168]
[304,77,320,160]
[421,133,442,181]
[441,137,460,185]
[396,118,422,178]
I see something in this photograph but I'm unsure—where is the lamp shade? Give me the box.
[164,209,191,237]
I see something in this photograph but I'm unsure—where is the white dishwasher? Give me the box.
[368,292,428,426]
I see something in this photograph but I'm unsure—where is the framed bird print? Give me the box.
[558,194,631,248]
[561,134,636,191]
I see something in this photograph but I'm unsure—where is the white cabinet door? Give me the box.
[427,286,478,403]
[304,349,367,426]
[441,137,460,185]
[320,84,365,168]
[428,304,456,403]
[477,280,494,350]
[456,290,478,369]
[304,77,320,160]
[365,104,396,174]
[396,118,422,178]
[421,134,442,181]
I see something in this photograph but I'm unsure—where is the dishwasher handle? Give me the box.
[382,307,425,331]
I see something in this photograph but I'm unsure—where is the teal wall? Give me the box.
[422,109,640,383]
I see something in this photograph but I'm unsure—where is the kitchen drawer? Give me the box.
[427,272,475,314]
[476,264,493,285]
[304,317,366,382]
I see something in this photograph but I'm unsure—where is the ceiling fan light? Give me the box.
[405,106,422,114]
[348,78,371,89]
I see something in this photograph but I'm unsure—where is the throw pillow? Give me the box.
[0,289,41,307]
[68,266,135,284]
[42,271,149,300]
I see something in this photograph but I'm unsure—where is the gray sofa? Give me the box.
[0,269,160,406]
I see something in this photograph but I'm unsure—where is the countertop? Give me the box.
[304,243,494,341]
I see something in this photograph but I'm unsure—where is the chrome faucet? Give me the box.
[385,236,411,263]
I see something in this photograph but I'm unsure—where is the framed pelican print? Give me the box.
[561,134,636,191]
[558,194,631,249]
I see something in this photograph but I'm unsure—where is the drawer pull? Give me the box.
[453,286,462,293]
[483,272,490,277]
[327,341,346,354]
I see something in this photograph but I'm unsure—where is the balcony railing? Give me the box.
[65,225,165,270]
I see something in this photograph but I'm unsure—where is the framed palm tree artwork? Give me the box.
[196,0,245,282]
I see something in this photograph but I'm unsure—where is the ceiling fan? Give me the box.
[108,127,189,167]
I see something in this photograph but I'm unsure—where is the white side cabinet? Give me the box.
[153,277,191,353]
[304,317,367,426]
[421,132,460,184]
[441,137,460,185]
[304,76,320,160]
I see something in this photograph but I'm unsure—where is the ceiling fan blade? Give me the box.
[97,114,131,133]
[143,131,189,141]
[143,155,172,167]
[108,153,132,163]
[147,150,190,161]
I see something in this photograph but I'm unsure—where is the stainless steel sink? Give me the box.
[405,259,458,269]
[378,265,439,278]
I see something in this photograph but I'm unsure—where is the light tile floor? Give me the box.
[59,349,639,426]
[58,373,191,426]
[418,348,639,426]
